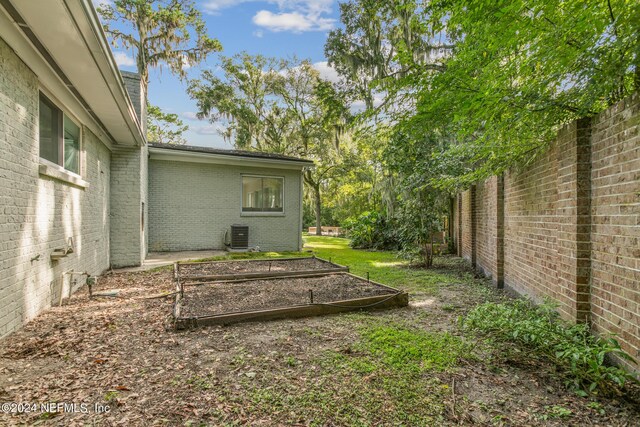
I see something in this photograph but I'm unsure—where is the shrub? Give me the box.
[462,300,638,396]
[343,211,399,250]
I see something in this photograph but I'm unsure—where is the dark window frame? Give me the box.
[38,92,82,175]
[241,175,285,214]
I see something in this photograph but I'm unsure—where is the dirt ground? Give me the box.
[0,262,638,426]
[179,257,342,277]
[180,274,396,317]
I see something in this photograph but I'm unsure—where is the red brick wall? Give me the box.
[475,178,494,275]
[452,93,640,371]
[453,194,461,256]
[460,189,474,263]
[590,94,640,369]
[475,176,503,285]
[503,139,560,304]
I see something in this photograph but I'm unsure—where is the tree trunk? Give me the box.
[422,242,432,268]
[314,185,322,236]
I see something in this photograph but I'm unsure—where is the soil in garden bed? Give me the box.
[180,273,396,317]
[179,257,342,277]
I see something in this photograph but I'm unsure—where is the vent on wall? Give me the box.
[230,224,249,249]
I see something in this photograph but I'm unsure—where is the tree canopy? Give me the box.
[328,0,640,190]
[187,54,353,234]
[98,0,222,91]
[146,104,188,144]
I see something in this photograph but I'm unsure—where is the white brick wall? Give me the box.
[148,159,302,252]
[0,37,111,338]
[109,145,147,268]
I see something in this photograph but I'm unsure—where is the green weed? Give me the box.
[462,300,638,396]
[357,325,471,372]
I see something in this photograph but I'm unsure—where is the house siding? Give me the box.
[148,159,303,252]
[0,37,111,338]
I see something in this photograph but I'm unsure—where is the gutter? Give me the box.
[149,146,315,169]
[76,0,146,146]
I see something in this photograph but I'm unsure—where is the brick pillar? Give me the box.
[110,145,148,268]
[556,118,592,322]
[121,71,147,135]
[495,174,505,288]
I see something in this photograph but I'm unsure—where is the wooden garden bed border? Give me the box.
[173,272,408,329]
[177,256,349,282]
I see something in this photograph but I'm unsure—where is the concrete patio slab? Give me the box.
[114,250,226,273]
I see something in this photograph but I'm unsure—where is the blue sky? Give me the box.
[106,0,342,148]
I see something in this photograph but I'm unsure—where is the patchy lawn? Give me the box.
[0,236,638,426]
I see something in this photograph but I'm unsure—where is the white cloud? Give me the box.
[252,10,333,32]
[181,55,191,70]
[113,52,135,67]
[181,112,200,121]
[312,61,340,83]
[350,94,384,113]
[202,0,244,14]
[202,0,335,33]
[253,29,264,38]
[195,124,224,135]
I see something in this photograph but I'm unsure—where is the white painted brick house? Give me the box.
[0,0,311,338]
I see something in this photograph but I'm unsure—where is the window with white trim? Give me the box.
[39,92,81,174]
[242,176,284,213]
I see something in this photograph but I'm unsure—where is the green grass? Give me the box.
[303,234,466,294]
[357,325,471,372]
[179,235,480,424]
[237,320,468,426]
[185,234,475,296]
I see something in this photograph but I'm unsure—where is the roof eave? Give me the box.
[149,146,315,170]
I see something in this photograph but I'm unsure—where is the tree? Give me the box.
[188,54,352,235]
[97,0,222,92]
[329,0,640,190]
[413,0,640,189]
[325,0,451,113]
[146,104,188,144]
[187,54,288,152]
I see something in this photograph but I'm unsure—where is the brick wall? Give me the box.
[503,134,560,304]
[474,176,504,286]
[0,37,111,337]
[121,71,146,135]
[459,189,474,263]
[453,92,640,371]
[110,145,147,268]
[590,94,640,370]
[148,159,303,252]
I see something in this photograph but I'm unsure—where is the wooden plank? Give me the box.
[175,292,409,329]
[177,256,315,266]
[180,267,349,283]
[178,256,348,272]
[342,272,402,293]
[173,280,183,319]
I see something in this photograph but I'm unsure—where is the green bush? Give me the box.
[462,300,638,396]
[343,211,399,250]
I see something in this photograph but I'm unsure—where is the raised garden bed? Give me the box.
[177,256,348,282]
[173,272,408,328]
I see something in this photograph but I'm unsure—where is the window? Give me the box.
[242,176,284,213]
[39,93,81,174]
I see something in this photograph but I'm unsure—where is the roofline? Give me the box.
[0,0,146,147]
[149,145,315,170]
[77,0,146,146]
